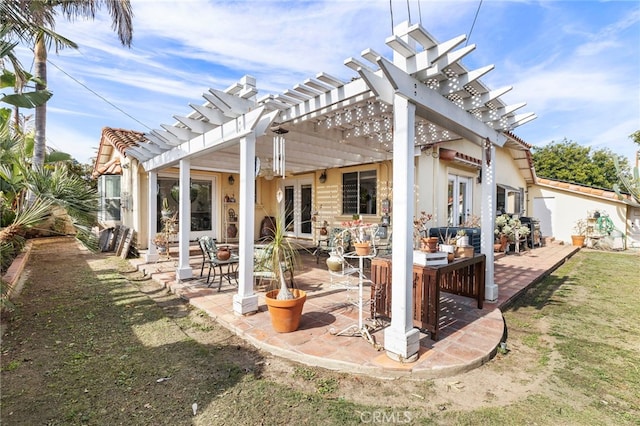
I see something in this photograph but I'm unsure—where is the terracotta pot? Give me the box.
[421,237,439,253]
[320,227,328,236]
[227,223,238,238]
[354,242,371,256]
[571,235,586,247]
[265,289,307,333]
[217,247,231,260]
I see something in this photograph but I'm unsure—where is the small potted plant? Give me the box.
[571,219,587,247]
[413,211,436,252]
[161,197,172,219]
[341,219,375,256]
[153,233,169,254]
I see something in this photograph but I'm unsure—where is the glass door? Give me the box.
[157,176,218,240]
[281,178,313,239]
[447,174,473,226]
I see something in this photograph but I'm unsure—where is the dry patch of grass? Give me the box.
[2,240,638,425]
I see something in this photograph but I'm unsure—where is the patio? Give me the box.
[129,241,579,379]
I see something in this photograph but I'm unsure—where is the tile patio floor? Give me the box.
[129,242,579,379]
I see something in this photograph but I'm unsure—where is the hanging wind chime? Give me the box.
[273,135,285,177]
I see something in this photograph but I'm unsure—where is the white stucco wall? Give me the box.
[528,184,628,245]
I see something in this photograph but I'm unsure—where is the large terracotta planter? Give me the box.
[571,235,586,247]
[265,289,307,333]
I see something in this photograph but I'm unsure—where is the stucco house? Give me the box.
[91,20,636,361]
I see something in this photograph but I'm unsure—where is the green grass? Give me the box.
[1,243,639,425]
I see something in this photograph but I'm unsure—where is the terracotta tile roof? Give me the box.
[536,177,628,203]
[92,158,121,177]
[93,127,149,178]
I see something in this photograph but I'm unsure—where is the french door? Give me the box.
[281,178,313,239]
[447,174,473,226]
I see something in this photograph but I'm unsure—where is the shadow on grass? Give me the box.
[0,238,266,425]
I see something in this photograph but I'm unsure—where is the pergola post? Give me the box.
[481,140,498,301]
[233,133,259,315]
[175,158,193,280]
[145,170,159,262]
[384,94,420,362]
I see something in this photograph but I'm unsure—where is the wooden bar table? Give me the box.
[370,254,485,340]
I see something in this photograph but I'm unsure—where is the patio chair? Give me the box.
[197,236,239,291]
[253,244,294,289]
[314,226,351,264]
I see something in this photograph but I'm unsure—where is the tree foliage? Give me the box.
[531,138,631,189]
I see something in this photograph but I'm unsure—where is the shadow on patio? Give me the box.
[129,242,579,379]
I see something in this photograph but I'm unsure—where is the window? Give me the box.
[497,184,524,215]
[97,175,121,222]
[342,170,377,215]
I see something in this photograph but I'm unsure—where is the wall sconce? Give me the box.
[228,175,235,185]
[318,170,327,184]
[477,169,482,184]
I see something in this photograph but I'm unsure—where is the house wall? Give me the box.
[528,184,629,246]
[415,140,528,230]
[257,161,393,243]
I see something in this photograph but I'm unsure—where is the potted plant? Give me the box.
[494,214,530,252]
[263,215,306,333]
[341,218,375,256]
[153,233,169,254]
[413,211,436,252]
[571,219,587,247]
[161,197,172,219]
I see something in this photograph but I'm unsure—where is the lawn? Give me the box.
[1,239,638,425]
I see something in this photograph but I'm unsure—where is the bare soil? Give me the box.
[2,237,637,425]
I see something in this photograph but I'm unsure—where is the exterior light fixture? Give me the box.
[228,175,235,185]
[319,170,327,183]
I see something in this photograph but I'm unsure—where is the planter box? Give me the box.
[413,251,447,266]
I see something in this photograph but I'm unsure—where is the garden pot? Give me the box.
[265,289,307,333]
[421,237,439,253]
[571,235,586,247]
[217,247,231,260]
[326,251,343,272]
[227,223,238,238]
[456,236,469,247]
[354,242,371,256]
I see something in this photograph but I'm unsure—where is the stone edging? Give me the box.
[2,241,33,300]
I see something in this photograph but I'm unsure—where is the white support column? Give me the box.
[233,134,259,315]
[481,140,498,301]
[145,170,159,263]
[175,159,193,280]
[384,94,420,362]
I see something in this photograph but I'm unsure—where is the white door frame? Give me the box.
[280,177,314,239]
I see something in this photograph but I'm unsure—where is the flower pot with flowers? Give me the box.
[413,211,436,251]
[341,218,377,256]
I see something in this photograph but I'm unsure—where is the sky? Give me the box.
[11,0,640,166]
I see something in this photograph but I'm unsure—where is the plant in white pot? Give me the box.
[262,215,306,333]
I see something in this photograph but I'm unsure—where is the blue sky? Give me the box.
[13,0,640,166]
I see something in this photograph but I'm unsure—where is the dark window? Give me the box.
[342,170,377,215]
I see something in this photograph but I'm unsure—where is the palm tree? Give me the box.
[6,0,134,169]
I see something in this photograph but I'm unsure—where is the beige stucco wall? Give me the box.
[415,140,528,229]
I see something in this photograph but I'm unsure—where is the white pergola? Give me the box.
[128,21,535,361]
